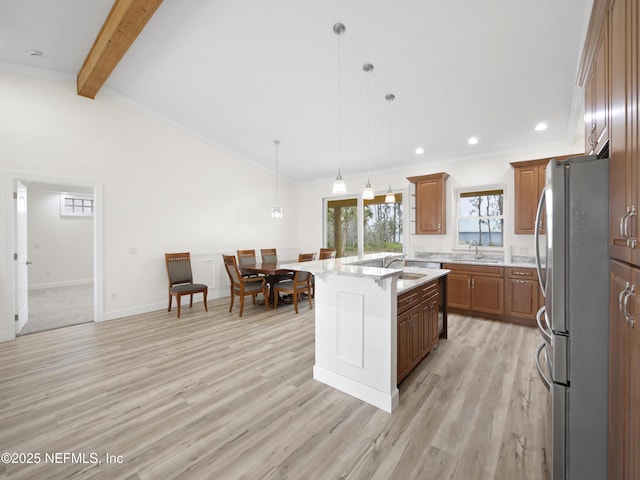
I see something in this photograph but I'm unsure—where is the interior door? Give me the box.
[15,180,29,333]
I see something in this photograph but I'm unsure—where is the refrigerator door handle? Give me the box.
[534,188,547,297]
[536,306,551,343]
[535,341,551,391]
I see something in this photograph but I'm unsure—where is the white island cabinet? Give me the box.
[281,253,449,413]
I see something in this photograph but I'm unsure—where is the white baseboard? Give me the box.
[29,278,93,290]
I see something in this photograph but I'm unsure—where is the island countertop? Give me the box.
[280,252,449,295]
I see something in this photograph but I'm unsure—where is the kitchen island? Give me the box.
[282,253,449,413]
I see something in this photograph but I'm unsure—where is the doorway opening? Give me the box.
[10,175,103,337]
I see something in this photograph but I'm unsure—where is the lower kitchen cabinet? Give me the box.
[443,263,504,316]
[609,259,640,480]
[397,278,444,384]
[505,267,542,320]
[444,263,543,326]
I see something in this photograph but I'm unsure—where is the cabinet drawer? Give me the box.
[398,289,421,313]
[506,267,537,279]
[443,263,504,277]
[420,280,439,299]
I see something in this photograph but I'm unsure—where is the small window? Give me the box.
[456,188,504,247]
[60,194,94,216]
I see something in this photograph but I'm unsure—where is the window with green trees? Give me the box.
[326,193,403,257]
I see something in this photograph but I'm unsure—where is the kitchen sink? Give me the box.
[399,272,426,280]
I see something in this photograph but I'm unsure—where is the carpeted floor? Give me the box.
[19,284,94,335]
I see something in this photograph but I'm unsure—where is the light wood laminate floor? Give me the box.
[0,298,550,480]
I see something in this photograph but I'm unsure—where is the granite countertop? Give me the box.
[396,266,449,294]
[407,253,538,269]
[280,252,449,295]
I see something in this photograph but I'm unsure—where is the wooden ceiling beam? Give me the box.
[77,0,163,99]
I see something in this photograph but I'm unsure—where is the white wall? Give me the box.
[27,186,93,288]
[0,72,300,339]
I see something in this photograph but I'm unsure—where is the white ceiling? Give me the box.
[0,0,594,183]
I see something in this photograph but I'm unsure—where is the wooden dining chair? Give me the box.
[298,252,316,262]
[260,248,278,263]
[222,254,270,316]
[165,252,208,318]
[273,269,312,314]
[237,249,259,277]
[298,252,318,297]
[319,248,337,259]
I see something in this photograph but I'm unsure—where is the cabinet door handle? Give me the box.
[467,278,471,288]
[624,285,636,327]
[472,278,475,288]
[619,282,631,315]
[620,206,630,238]
[625,205,637,247]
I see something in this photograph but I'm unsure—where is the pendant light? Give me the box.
[362,63,375,200]
[332,23,347,194]
[271,139,283,219]
[384,93,396,204]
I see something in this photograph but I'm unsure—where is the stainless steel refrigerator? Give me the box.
[534,154,609,480]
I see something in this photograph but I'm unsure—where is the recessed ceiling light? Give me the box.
[415,147,424,155]
[27,49,42,57]
[535,122,548,131]
[467,137,478,145]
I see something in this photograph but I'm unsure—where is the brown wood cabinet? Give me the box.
[609,259,640,480]
[511,159,548,235]
[406,172,449,235]
[443,263,504,316]
[608,0,639,268]
[581,1,640,477]
[585,21,609,155]
[397,277,445,384]
[511,155,579,236]
[505,267,542,320]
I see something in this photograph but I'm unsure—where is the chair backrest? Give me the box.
[293,270,311,284]
[237,249,257,266]
[165,253,194,286]
[261,248,278,263]
[222,254,242,285]
[319,248,337,260]
[298,252,316,262]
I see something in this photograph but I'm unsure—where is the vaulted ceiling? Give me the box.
[0,0,594,182]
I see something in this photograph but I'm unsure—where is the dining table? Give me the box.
[239,260,297,306]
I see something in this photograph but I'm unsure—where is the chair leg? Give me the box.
[229,287,234,312]
[177,294,182,318]
[189,294,194,308]
[203,289,208,312]
[274,290,279,308]
[252,294,256,306]
[239,295,245,317]
[168,294,173,312]
[293,291,299,314]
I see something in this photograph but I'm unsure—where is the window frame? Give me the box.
[60,193,94,217]
[323,188,406,257]
[452,184,506,252]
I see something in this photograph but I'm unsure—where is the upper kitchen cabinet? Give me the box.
[511,158,548,234]
[585,21,609,156]
[511,155,579,235]
[407,172,449,235]
[608,0,640,267]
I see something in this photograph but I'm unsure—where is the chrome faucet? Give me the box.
[469,240,483,260]
[383,254,406,268]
